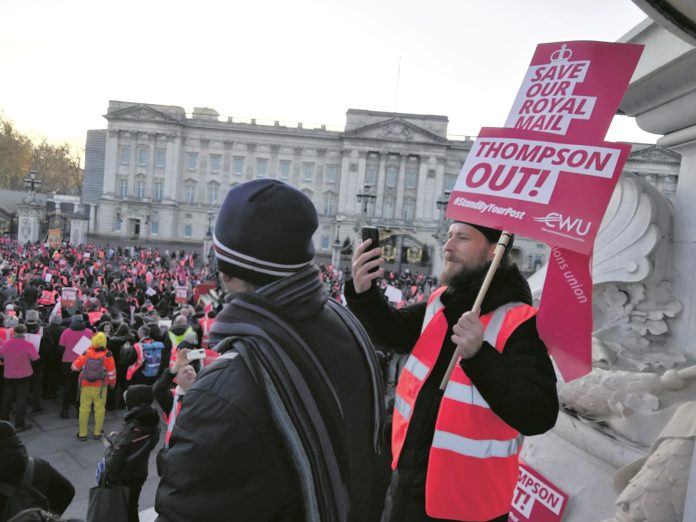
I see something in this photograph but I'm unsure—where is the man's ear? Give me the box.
[486,242,497,262]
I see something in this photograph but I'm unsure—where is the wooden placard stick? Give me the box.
[439,231,513,390]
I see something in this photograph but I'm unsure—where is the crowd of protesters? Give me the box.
[0,239,222,522]
[0,238,437,521]
[319,264,438,307]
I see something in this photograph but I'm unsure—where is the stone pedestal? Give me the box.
[70,217,89,246]
[521,412,646,521]
[17,203,43,244]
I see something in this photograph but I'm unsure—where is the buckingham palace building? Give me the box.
[83,101,681,276]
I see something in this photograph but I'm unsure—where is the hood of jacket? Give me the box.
[125,405,160,427]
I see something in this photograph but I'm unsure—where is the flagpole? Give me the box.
[439,231,512,390]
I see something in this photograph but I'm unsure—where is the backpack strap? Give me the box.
[21,457,35,488]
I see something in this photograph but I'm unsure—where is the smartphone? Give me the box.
[187,349,206,361]
[361,226,380,274]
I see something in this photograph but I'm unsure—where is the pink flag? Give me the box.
[537,248,593,381]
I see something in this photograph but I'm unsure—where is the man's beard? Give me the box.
[440,258,490,292]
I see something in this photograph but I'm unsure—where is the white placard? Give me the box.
[384,285,403,304]
[72,335,92,356]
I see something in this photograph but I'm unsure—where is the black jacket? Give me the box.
[155,266,389,522]
[104,405,161,487]
[345,263,559,520]
[0,447,74,517]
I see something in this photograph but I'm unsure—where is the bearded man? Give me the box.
[346,221,559,522]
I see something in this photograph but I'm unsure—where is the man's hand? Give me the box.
[172,348,190,374]
[351,239,384,294]
[451,311,484,359]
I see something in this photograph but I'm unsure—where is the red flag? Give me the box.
[537,247,593,381]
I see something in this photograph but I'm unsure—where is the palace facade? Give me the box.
[83,101,681,276]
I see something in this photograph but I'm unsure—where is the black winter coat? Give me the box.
[104,406,161,487]
[155,267,390,522]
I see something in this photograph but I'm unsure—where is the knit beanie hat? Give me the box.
[50,315,63,325]
[92,332,107,348]
[70,315,86,330]
[213,179,318,286]
[458,222,515,250]
[125,384,154,410]
[26,310,39,324]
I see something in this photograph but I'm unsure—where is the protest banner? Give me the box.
[445,40,642,382]
[61,287,78,308]
[48,228,62,248]
[448,127,631,255]
[175,286,189,304]
[510,462,569,522]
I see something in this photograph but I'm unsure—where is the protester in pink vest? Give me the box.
[58,316,93,419]
[0,324,39,431]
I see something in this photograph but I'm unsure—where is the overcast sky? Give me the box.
[0,0,658,153]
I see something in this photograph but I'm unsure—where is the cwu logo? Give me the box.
[533,212,591,236]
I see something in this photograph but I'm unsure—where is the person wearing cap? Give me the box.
[0,420,75,517]
[0,324,39,432]
[156,179,387,522]
[57,316,93,419]
[101,385,160,522]
[346,221,559,522]
[71,332,116,440]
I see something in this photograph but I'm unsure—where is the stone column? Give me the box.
[70,216,89,246]
[17,203,43,244]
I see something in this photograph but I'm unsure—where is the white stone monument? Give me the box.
[520,13,696,522]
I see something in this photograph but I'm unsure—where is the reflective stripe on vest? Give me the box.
[432,430,524,459]
[391,285,537,521]
[126,342,145,381]
[164,393,182,447]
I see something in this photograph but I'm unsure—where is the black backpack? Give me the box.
[0,458,50,521]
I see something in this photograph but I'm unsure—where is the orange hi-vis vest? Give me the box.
[391,286,537,521]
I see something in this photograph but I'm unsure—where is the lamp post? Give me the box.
[432,189,452,277]
[356,185,376,215]
[23,169,43,201]
[206,209,214,238]
[331,215,344,268]
[204,208,215,268]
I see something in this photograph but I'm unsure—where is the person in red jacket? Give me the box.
[71,332,116,441]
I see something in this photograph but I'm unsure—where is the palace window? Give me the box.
[118,146,130,165]
[137,148,148,167]
[155,149,166,168]
[279,160,291,180]
[256,158,268,178]
[186,152,199,171]
[325,165,338,183]
[209,154,222,173]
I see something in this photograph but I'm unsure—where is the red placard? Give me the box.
[510,462,569,522]
[505,41,643,141]
[447,127,631,255]
[61,287,77,308]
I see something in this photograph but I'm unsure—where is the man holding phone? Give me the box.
[346,221,559,522]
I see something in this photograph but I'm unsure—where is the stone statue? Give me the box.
[526,173,696,521]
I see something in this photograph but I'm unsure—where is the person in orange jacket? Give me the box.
[71,332,116,441]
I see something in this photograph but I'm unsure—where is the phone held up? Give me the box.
[361,226,380,275]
